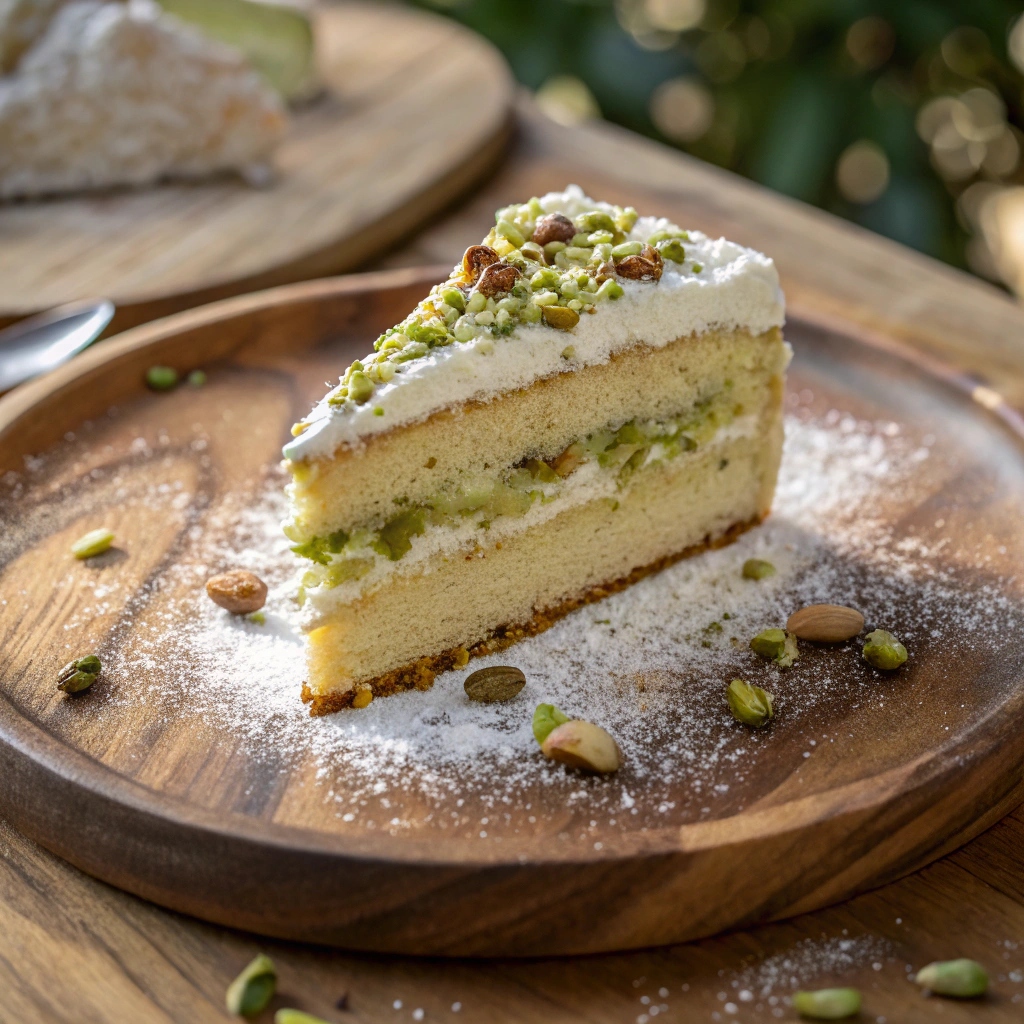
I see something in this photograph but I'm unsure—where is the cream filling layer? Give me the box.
[300,414,759,626]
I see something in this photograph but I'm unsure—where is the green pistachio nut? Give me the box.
[56,654,102,694]
[346,371,374,404]
[616,206,639,232]
[145,365,178,391]
[533,702,570,745]
[187,369,207,387]
[71,527,115,559]
[274,1011,332,1024]
[915,959,988,998]
[727,678,773,728]
[656,238,687,262]
[441,287,465,311]
[750,628,785,660]
[648,227,689,245]
[144,364,178,387]
[611,240,643,260]
[862,629,908,670]
[595,278,624,301]
[541,305,580,330]
[574,210,616,234]
[225,953,277,1016]
[742,558,776,580]
[495,218,525,248]
[792,988,862,1019]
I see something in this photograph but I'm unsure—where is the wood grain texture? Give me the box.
[3,99,1024,1022]
[0,3,513,333]
[3,270,1024,959]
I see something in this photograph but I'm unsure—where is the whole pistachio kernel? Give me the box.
[71,527,115,559]
[727,678,773,728]
[225,953,276,1016]
[145,365,178,391]
[742,558,776,580]
[862,629,908,670]
[532,702,570,744]
[792,988,862,1019]
[56,654,101,694]
[542,305,580,330]
[915,959,988,998]
[464,665,526,703]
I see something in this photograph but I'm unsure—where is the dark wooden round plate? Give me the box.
[1,267,1023,957]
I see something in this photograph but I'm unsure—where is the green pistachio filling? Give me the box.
[288,389,740,589]
[289,197,699,428]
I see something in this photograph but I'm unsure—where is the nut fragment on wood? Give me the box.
[476,261,520,297]
[541,719,621,774]
[786,604,864,642]
[206,570,268,614]
[464,665,526,703]
[531,212,575,246]
[461,244,500,281]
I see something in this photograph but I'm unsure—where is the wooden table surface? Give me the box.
[4,95,1024,1024]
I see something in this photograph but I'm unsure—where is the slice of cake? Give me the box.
[284,186,788,715]
[0,0,287,200]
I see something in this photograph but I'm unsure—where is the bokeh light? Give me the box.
[535,75,601,126]
[836,141,890,204]
[650,77,715,142]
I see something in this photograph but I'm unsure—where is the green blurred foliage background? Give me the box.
[409,0,1024,282]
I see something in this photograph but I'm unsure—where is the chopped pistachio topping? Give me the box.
[750,628,799,668]
[298,196,694,427]
[289,391,739,585]
[145,365,178,391]
[862,628,908,670]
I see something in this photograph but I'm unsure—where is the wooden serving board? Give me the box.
[2,267,1024,958]
[0,3,512,334]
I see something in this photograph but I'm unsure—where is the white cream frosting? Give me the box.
[283,186,785,463]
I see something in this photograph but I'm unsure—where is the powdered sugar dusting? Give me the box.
[5,374,1024,843]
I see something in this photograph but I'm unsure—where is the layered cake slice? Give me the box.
[284,186,788,714]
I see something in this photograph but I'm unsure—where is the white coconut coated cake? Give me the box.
[284,186,788,714]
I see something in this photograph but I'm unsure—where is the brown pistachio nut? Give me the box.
[615,250,663,281]
[787,604,864,643]
[464,665,526,702]
[531,212,575,246]
[476,261,521,297]
[206,570,268,615]
[462,244,500,281]
[595,260,617,281]
[541,719,621,774]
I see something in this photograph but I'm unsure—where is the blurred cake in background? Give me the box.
[0,0,300,200]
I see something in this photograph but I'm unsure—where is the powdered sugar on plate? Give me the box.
[5,379,1024,841]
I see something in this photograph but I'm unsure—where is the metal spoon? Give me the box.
[0,300,115,393]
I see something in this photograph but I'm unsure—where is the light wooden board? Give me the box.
[0,3,512,333]
[2,269,1024,958]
